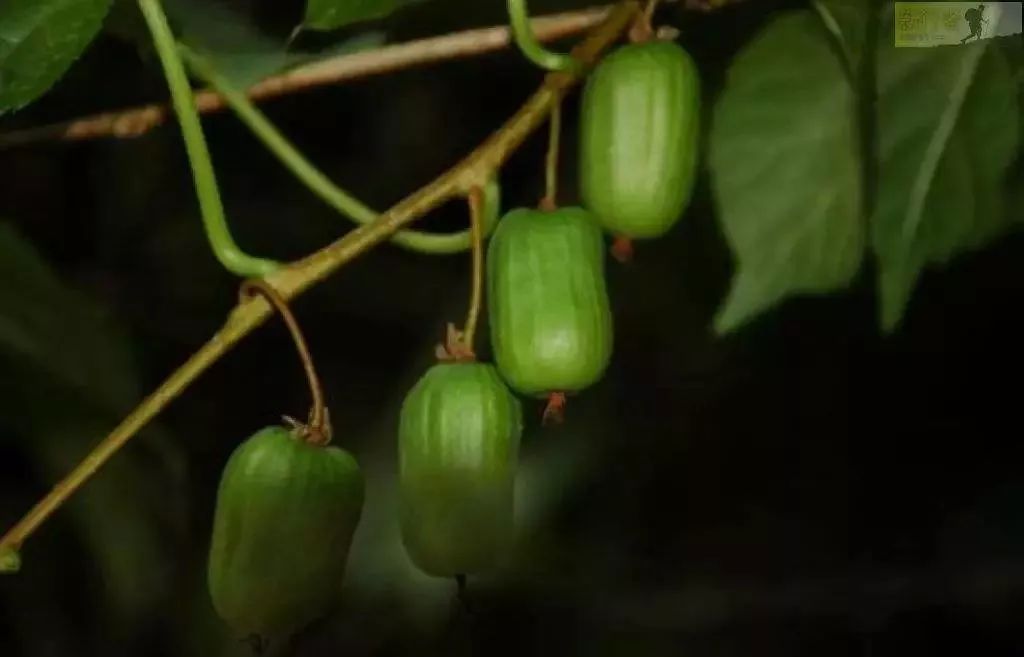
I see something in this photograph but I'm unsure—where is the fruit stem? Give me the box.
[539,102,562,211]
[629,0,660,42]
[507,0,583,72]
[434,186,486,362]
[239,279,329,444]
[462,186,486,353]
[136,0,280,278]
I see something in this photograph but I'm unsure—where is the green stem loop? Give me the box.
[507,0,581,72]
[137,0,280,278]
[182,46,502,255]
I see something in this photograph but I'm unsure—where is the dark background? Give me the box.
[2,0,1024,655]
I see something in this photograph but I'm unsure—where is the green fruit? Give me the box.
[398,362,522,577]
[207,426,364,638]
[579,40,701,239]
[487,206,613,398]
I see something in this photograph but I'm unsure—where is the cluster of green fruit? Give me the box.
[204,36,700,645]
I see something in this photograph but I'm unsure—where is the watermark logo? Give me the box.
[894,1,1023,47]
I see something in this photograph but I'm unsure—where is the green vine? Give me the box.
[182,45,502,255]
[138,0,280,277]
[508,0,582,72]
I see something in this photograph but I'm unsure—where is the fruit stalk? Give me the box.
[540,103,562,211]
[629,0,661,41]
[239,279,329,442]
[463,186,487,352]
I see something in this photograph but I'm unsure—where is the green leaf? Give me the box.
[0,226,139,411]
[0,222,183,620]
[0,0,113,113]
[812,0,870,74]
[710,11,863,333]
[871,39,1020,331]
[165,0,386,88]
[164,0,303,88]
[304,0,424,32]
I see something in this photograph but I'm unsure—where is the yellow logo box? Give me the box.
[893,1,1022,47]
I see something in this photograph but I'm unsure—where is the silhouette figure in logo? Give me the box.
[961,4,989,42]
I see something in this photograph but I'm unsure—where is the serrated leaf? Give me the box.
[0,0,113,113]
[304,0,424,32]
[710,11,863,333]
[872,39,1020,331]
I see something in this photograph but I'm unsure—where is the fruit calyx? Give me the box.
[282,407,332,446]
[628,18,654,43]
[542,392,567,425]
[611,235,634,263]
[435,322,477,363]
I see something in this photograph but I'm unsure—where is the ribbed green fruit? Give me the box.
[398,362,523,577]
[207,426,364,638]
[487,206,613,397]
[579,40,701,239]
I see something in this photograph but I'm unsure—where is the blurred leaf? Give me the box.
[812,0,871,75]
[0,0,113,113]
[1011,169,1024,224]
[871,41,1020,331]
[0,222,183,623]
[296,30,387,63]
[304,0,425,32]
[165,0,386,88]
[165,0,303,87]
[29,417,181,620]
[710,11,863,333]
[103,0,150,47]
[0,224,139,410]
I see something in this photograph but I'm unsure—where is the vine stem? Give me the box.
[183,45,498,256]
[0,1,642,557]
[507,0,582,72]
[239,280,328,444]
[137,0,280,278]
[0,7,613,149]
[539,102,562,211]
